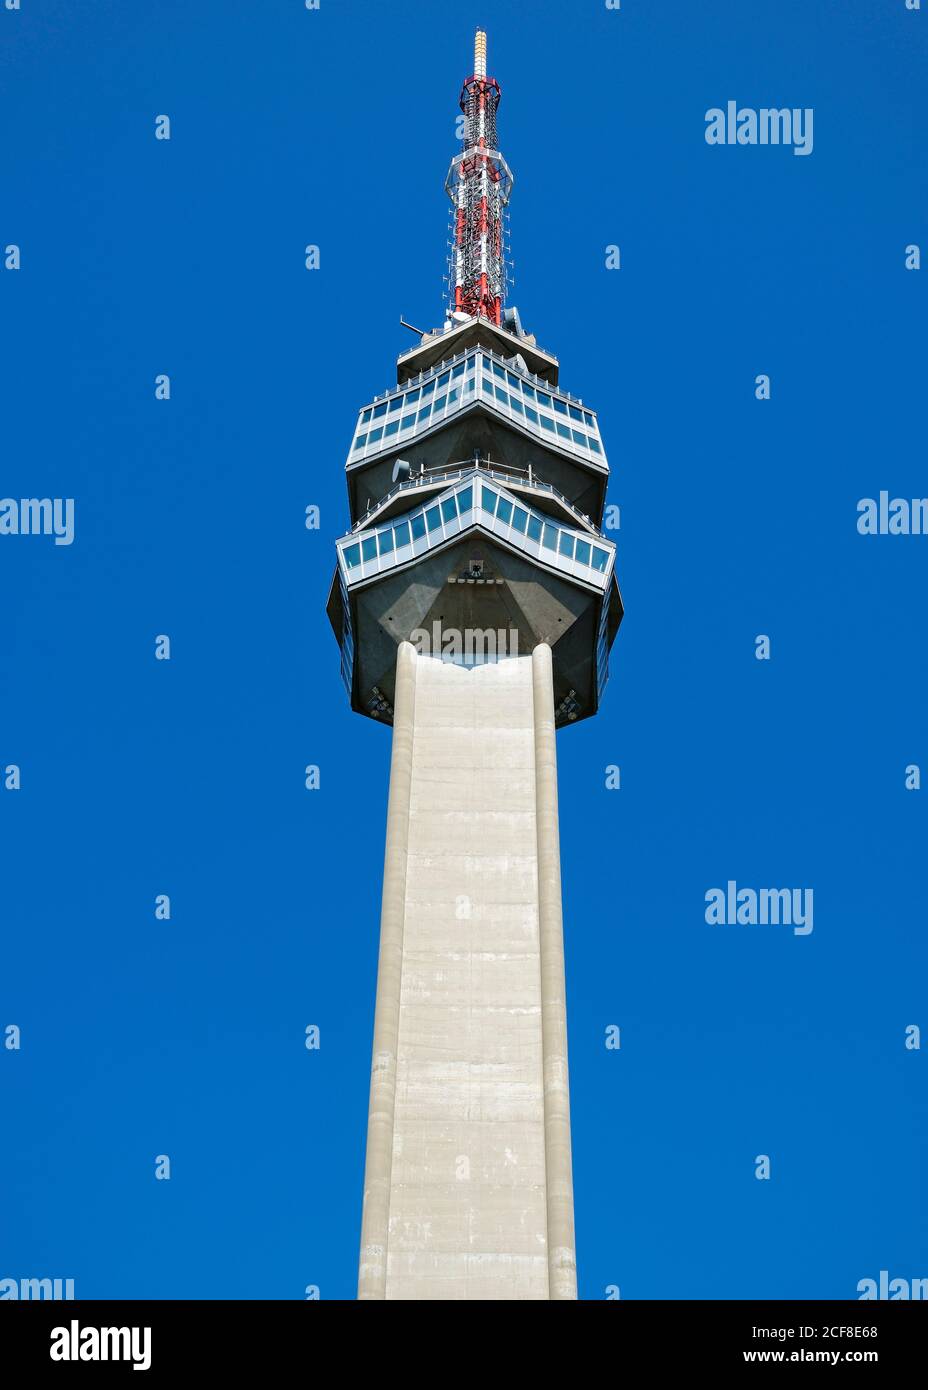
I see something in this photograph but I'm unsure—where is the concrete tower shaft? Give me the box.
[356,641,576,1300]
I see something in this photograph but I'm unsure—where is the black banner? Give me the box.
[2,1299,925,1375]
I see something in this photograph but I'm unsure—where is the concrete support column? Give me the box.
[531,642,578,1300]
[357,641,417,1299]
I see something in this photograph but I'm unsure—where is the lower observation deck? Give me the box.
[327,469,623,730]
[337,470,615,596]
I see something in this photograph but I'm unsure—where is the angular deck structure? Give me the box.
[326,30,623,1300]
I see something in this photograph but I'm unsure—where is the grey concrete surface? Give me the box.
[358,643,577,1300]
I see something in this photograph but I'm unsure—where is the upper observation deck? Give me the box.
[345,346,609,527]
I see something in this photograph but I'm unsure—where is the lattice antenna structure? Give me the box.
[444,28,514,326]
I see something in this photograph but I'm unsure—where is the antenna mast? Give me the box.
[445,28,513,326]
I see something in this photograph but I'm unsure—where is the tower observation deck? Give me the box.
[326,30,623,1301]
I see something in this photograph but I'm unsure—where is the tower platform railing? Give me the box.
[366,344,592,417]
[351,457,606,539]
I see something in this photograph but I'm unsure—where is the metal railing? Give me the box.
[351,457,604,538]
[366,343,591,412]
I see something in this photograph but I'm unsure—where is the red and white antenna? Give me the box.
[445,28,513,326]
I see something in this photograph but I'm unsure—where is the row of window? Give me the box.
[479,376,601,451]
[596,599,611,697]
[341,483,610,576]
[360,358,471,428]
[355,374,473,450]
[480,356,596,429]
[480,486,610,571]
[343,485,475,568]
[351,353,601,458]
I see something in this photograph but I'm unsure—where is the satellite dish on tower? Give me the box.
[392,459,411,484]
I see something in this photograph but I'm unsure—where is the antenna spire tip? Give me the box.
[474,27,487,79]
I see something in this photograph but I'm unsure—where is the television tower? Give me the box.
[327,29,623,1300]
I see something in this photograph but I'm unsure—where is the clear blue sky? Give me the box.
[2,0,925,1300]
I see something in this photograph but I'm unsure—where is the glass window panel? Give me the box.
[389,397,403,413]
[353,434,367,450]
[373,402,388,418]
[558,531,574,557]
[406,389,420,404]
[438,372,450,388]
[540,416,554,432]
[556,422,571,439]
[440,496,457,523]
[362,536,377,561]
[492,361,506,379]
[510,395,524,415]
[575,539,591,566]
[506,371,519,389]
[417,406,430,423]
[527,514,543,542]
[452,361,465,378]
[394,521,411,548]
[553,398,567,415]
[589,437,602,453]
[401,413,415,430]
[512,506,528,533]
[496,498,513,524]
[368,426,383,442]
[426,506,442,532]
[592,547,609,572]
[481,486,498,514]
[525,407,538,424]
[571,429,585,445]
[494,385,507,403]
[537,391,552,408]
[344,544,361,568]
[361,408,372,424]
[523,384,536,401]
[422,379,435,397]
[385,419,399,436]
[542,524,558,551]
[482,377,493,394]
[447,387,459,404]
[569,405,582,421]
[457,485,473,512]
[379,529,394,554]
[433,395,447,412]
[583,411,594,427]
[411,513,426,540]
